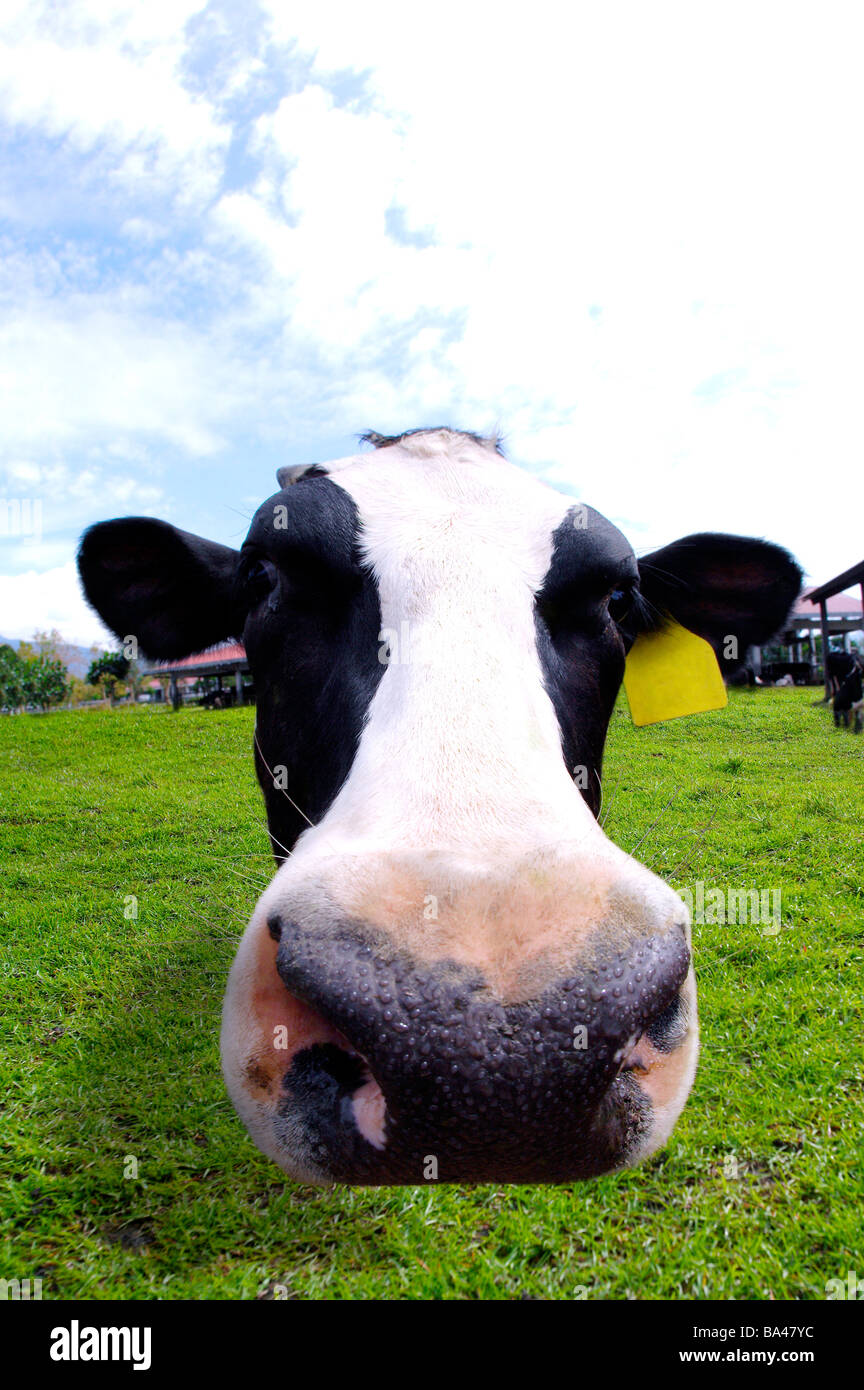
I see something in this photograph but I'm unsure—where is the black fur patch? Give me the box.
[240,476,385,857]
[534,506,639,815]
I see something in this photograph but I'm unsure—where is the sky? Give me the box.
[1,0,862,646]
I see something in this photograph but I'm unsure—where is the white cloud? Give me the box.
[0,294,256,456]
[242,1,864,580]
[0,559,113,646]
[0,0,224,201]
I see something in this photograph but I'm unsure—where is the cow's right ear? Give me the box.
[77,517,243,659]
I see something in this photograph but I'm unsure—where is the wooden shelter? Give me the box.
[803,562,864,696]
[144,642,250,710]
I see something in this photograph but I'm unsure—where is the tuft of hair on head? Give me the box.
[358,427,506,457]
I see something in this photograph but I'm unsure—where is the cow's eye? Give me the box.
[606,584,636,622]
[607,583,655,635]
[239,556,278,603]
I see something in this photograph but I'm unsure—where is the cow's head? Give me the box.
[78,429,801,1184]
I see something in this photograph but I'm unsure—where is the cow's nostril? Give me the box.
[617,989,689,1074]
[267,913,282,942]
[282,1042,387,1153]
[645,990,689,1053]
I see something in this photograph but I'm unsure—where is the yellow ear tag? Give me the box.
[623,619,728,727]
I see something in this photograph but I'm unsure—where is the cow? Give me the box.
[77,427,802,1185]
[832,657,863,732]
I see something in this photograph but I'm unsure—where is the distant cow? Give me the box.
[200,687,236,710]
[833,658,863,732]
[78,428,801,1185]
[826,650,856,697]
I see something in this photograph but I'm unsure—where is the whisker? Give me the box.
[268,830,296,861]
[666,806,721,881]
[598,765,625,828]
[593,768,603,820]
[642,820,687,875]
[206,862,273,893]
[253,729,316,830]
[251,736,356,868]
[182,901,251,938]
[626,789,678,858]
[195,852,281,861]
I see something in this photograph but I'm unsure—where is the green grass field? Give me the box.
[1,689,862,1300]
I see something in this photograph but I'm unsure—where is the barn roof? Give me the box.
[146,642,248,678]
[806,560,864,605]
[793,588,862,618]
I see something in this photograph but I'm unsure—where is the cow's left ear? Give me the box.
[78,516,243,659]
[637,533,802,673]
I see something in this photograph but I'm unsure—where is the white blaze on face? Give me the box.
[282,431,597,862]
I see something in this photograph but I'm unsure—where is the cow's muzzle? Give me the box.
[238,911,692,1184]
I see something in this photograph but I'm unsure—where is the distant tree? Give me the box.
[31,628,79,669]
[1,644,68,712]
[86,652,130,705]
[0,644,24,710]
[67,676,102,705]
[21,654,68,711]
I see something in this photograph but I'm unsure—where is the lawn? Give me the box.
[1,689,861,1300]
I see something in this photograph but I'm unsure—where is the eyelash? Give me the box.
[606,584,640,624]
[239,556,277,599]
[608,585,656,632]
